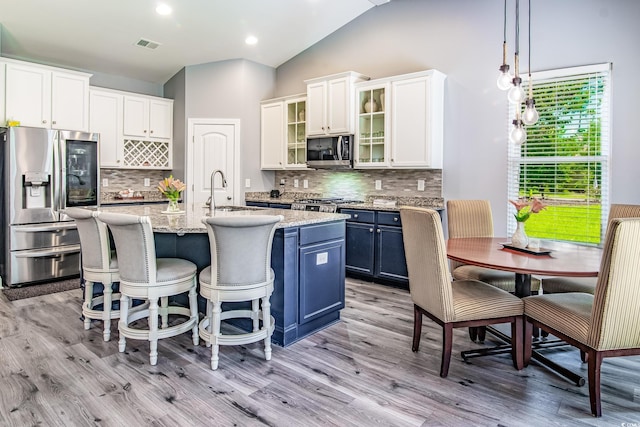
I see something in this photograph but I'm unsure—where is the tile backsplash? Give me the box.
[274,169,442,200]
[100,169,170,191]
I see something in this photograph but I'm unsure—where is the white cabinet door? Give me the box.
[327,77,351,134]
[123,95,150,138]
[51,71,90,131]
[260,101,285,169]
[149,99,172,139]
[390,72,444,168]
[305,81,326,136]
[5,63,51,128]
[89,89,123,168]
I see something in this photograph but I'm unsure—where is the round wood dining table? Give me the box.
[446,237,602,298]
[445,237,603,386]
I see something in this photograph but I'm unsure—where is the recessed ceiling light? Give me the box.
[156,3,172,15]
[245,35,258,45]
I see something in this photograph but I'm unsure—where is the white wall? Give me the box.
[275,0,640,234]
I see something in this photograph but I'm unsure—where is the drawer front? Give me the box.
[299,221,345,246]
[340,209,375,224]
[377,211,402,226]
[9,245,81,286]
[10,223,80,251]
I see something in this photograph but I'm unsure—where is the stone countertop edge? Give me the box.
[244,193,444,211]
[97,203,349,234]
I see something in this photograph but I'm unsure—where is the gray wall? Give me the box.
[275,0,640,234]
[164,67,187,182]
[172,59,277,196]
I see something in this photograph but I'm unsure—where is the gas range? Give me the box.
[291,198,363,213]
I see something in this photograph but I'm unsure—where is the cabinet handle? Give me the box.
[394,217,399,222]
[353,214,358,218]
[369,228,373,233]
[117,160,120,163]
[52,120,57,125]
[42,120,47,124]
[377,229,381,233]
[144,130,147,133]
[150,130,154,134]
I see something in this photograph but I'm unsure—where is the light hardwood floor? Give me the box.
[1,278,638,426]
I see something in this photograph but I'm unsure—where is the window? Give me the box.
[507,63,611,245]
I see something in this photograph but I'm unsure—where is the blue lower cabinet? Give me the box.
[245,201,269,207]
[341,208,408,287]
[245,201,291,209]
[268,203,291,209]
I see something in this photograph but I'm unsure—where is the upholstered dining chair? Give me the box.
[65,207,120,341]
[540,203,640,295]
[400,207,524,377]
[97,212,199,366]
[447,199,540,341]
[523,217,640,417]
[199,214,283,370]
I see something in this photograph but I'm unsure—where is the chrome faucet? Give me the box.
[205,170,227,213]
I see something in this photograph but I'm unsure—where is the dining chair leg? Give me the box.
[588,350,603,417]
[580,350,588,363]
[523,320,534,367]
[477,326,486,343]
[440,324,453,378]
[468,327,478,342]
[102,282,113,341]
[511,317,524,370]
[412,305,422,352]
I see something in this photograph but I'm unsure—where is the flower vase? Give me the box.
[166,198,180,213]
[511,221,529,248]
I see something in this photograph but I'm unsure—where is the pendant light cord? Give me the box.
[527,0,533,98]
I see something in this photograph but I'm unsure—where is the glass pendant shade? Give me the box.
[508,77,526,104]
[497,65,513,90]
[522,98,539,125]
[510,119,527,144]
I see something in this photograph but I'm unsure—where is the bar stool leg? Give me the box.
[149,297,159,366]
[189,285,199,345]
[119,294,130,352]
[84,280,94,330]
[252,299,259,332]
[205,301,213,348]
[160,296,169,329]
[262,295,272,361]
[102,282,113,341]
[211,301,222,370]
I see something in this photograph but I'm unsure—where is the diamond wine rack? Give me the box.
[123,140,170,168]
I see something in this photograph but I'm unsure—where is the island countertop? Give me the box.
[97,203,349,234]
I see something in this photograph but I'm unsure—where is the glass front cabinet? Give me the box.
[354,83,390,167]
[286,97,306,168]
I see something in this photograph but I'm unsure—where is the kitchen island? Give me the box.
[98,203,350,346]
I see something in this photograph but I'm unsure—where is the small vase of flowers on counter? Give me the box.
[158,175,186,213]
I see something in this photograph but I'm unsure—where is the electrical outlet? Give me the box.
[245,178,251,188]
[144,178,150,187]
[280,178,286,185]
[102,178,109,187]
[303,179,309,189]
[418,179,425,191]
[294,179,299,188]
[375,180,382,190]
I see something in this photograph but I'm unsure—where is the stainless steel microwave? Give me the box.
[306,135,353,169]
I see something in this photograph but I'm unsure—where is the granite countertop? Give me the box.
[101,190,170,205]
[244,192,444,212]
[97,203,349,234]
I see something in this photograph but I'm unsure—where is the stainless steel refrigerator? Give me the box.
[0,126,100,287]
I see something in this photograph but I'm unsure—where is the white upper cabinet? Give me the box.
[89,89,123,168]
[261,100,286,169]
[354,69,446,169]
[260,94,307,170]
[123,95,172,140]
[305,71,369,137]
[0,62,5,124]
[4,59,90,131]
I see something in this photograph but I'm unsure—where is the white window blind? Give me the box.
[507,63,611,245]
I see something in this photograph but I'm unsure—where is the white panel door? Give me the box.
[189,121,238,208]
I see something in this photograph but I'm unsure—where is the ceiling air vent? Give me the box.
[135,38,161,50]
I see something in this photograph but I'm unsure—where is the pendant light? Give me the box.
[522,0,539,125]
[507,0,525,105]
[496,0,513,90]
[510,114,527,145]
